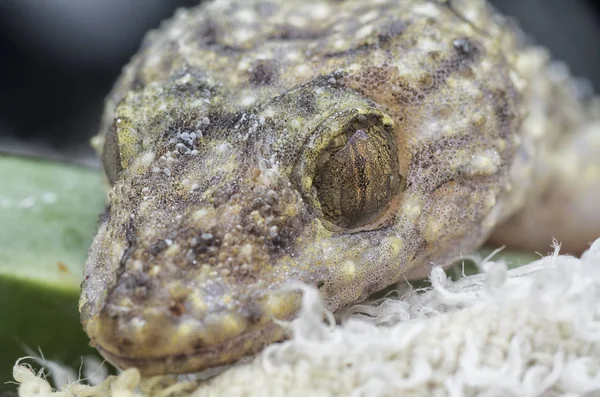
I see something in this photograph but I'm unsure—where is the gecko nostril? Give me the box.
[239,301,265,324]
[169,300,186,317]
[192,340,205,350]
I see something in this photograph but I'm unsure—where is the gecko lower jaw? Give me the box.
[85,280,305,375]
[94,319,289,376]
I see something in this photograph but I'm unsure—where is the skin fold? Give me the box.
[79,0,600,375]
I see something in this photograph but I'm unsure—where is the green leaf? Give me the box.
[0,155,105,390]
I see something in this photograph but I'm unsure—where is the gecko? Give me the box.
[79,0,600,375]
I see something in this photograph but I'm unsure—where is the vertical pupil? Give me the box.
[313,121,399,229]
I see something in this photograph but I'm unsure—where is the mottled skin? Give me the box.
[80,0,600,375]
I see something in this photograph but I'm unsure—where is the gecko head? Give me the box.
[80,82,413,374]
[80,45,520,374]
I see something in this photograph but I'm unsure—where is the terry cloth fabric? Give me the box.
[13,239,600,397]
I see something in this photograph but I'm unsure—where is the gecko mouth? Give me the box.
[94,318,289,376]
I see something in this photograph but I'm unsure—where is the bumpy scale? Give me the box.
[80,0,600,375]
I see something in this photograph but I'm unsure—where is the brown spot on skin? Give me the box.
[343,66,422,111]
[323,43,374,59]
[270,24,329,40]
[489,88,520,139]
[193,341,205,350]
[378,20,407,42]
[195,18,220,47]
[249,60,279,86]
[296,91,317,115]
[149,239,168,256]
[169,301,186,317]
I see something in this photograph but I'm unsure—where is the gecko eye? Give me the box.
[296,109,402,231]
[101,122,123,185]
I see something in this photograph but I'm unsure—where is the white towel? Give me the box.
[13,239,600,397]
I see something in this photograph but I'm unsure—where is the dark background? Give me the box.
[1,0,599,163]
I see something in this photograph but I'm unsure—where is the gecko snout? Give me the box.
[81,153,310,374]
[87,279,300,375]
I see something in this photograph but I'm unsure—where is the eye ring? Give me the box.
[293,107,403,232]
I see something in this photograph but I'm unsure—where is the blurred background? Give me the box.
[0,0,599,164]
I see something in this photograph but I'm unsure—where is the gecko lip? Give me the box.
[94,319,289,375]
[86,281,304,375]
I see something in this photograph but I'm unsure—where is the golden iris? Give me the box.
[313,114,400,229]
